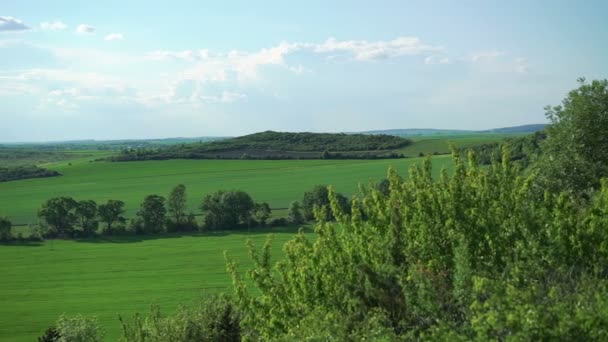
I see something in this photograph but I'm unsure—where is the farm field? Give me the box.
[0,156,454,226]
[399,133,526,157]
[0,229,308,341]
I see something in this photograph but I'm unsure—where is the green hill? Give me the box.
[108,131,413,161]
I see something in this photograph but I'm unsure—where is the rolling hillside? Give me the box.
[108,131,413,161]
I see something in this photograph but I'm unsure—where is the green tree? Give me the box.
[539,78,608,194]
[38,197,78,237]
[287,201,304,224]
[75,200,97,236]
[97,200,126,232]
[0,217,11,241]
[302,185,350,221]
[228,153,608,340]
[200,190,255,230]
[167,184,187,226]
[136,195,167,234]
[253,202,271,226]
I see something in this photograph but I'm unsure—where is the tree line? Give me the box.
[1,184,352,242]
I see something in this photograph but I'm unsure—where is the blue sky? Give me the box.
[1,0,607,142]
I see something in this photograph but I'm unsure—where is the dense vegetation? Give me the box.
[108,131,412,161]
[458,130,545,167]
[0,165,60,182]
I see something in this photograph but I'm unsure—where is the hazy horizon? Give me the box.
[1,0,606,142]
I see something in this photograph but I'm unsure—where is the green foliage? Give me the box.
[38,327,60,342]
[287,201,304,225]
[75,200,98,236]
[38,197,78,237]
[97,200,126,233]
[538,79,608,195]
[136,195,167,234]
[200,190,255,230]
[0,165,60,182]
[55,314,104,342]
[119,295,241,342]
[229,151,608,340]
[0,216,11,241]
[459,130,545,168]
[167,184,187,227]
[253,202,271,226]
[301,185,350,221]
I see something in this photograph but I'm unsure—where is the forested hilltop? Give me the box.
[108,131,413,161]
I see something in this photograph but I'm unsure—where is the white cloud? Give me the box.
[76,24,95,34]
[471,50,504,62]
[425,55,451,65]
[104,33,124,41]
[0,16,30,32]
[314,36,442,61]
[40,21,67,31]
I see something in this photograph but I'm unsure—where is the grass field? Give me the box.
[0,229,308,341]
[399,133,525,157]
[0,156,453,225]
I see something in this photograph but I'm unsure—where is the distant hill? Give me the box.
[478,124,547,134]
[108,131,413,161]
[359,124,547,136]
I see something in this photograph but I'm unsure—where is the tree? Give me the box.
[302,185,350,221]
[137,195,167,234]
[253,202,271,226]
[167,184,187,226]
[38,197,78,237]
[200,190,255,230]
[75,200,97,236]
[539,78,608,194]
[287,201,304,224]
[0,217,11,241]
[97,200,126,232]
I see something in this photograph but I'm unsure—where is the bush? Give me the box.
[119,295,241,342]
[268,217,288,227]
[38,327,60,342]
[55,314,104,342]
[0,217,12,241]
[228,153,608,340]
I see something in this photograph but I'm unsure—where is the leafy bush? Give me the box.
[119,295,241,342]
[228,151,608,340]
[55,314,104,342]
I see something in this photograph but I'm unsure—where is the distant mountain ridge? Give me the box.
[359,124,547,136]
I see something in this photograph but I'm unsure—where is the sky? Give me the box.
[1,0,607,142]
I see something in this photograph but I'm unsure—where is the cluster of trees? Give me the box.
[22,184,320,240]
[109,131,412,161]
[458,130,546,167]
[0,165,60,182]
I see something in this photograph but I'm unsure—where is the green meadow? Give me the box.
[0,229,306,341]
[0,156,453,225]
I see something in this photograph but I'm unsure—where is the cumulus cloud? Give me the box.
[314,36,442,61]
[104,33,124,41]
[425,55,451,65]
[0,16,30,32]
[471,50,504,62]
[76,24,95,34]
[40,21,67,31]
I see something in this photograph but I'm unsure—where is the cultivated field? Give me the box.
[0,229,306,341]
[0,156,453,226]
